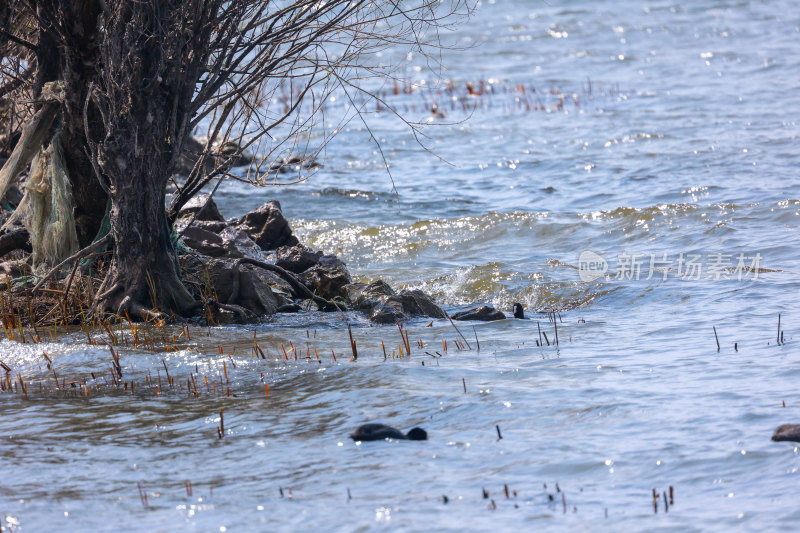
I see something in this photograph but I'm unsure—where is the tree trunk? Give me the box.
[78,1,206,318]
[56,0,109,247]
[95,167,195,319]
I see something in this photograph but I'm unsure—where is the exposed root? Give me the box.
[233,257,340,311]
[116,295,165,322]
[205,299,254,323]
[0,228,31,257]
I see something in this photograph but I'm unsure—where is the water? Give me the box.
[3,0,800,530]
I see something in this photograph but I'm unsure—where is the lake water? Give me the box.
[3,0,800,530]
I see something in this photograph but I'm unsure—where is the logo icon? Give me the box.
[578,250,608,282]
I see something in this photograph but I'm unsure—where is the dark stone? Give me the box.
[173,137,253,176]
[187,220,228,233]
[218,225,262,259]
[236,266,289,315]
[369,299,406,324]
[198,258,239,302]
[177,193,225,222]
[181,225,242,258]
[235,200,299,251]
[772,424,800,442]
[275,244,324,273]
[346,280,396,311]
[215,140,254,168]
[398,290,447,319]
[451,306,506,322]
[277,302,302,313]
[345,280,445,323]
[198,258,289,315]
[173,136,206,176]
[268,154,320,173]
[299,255,352,300]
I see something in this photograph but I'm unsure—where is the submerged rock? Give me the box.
[398,290,447,319]
[348,280,396,310]
[277,302,302,313]
[235,200,298,251]
[451,306,506,321]
[369,299,406,324]
[772,424,800,442]
[346,280,445,323]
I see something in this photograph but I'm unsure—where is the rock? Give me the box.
[235,200,299,251]
[173,137,253,176]
[268,154,320,173]
[345,280,445,323]
[179,220,265,260]
[181,225,242,258]
[451,306,506,321]
[398,289,447,319]
[173,136,206,175]
[177,194,225,222]
[347,280,396,310]
[218,225,263,260]
[369,299,406,324]
[275,244,324,273]
[772,424,800,442]
[277,302,302,313]
[197,258,289,315]
[221,141,253,167]
[236,266,290,315]
[181,219,227,234]
[299,255,351,300]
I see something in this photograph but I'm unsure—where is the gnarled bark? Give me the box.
[94,178,196,318]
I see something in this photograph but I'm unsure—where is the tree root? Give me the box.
[0,228,31,258]
[204,299,254,323]
[232,257,342,311]
[74,243,342,323]
[93,281,203,322]
[117,295,165,322]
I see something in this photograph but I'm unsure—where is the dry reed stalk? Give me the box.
[347,324,358,362]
